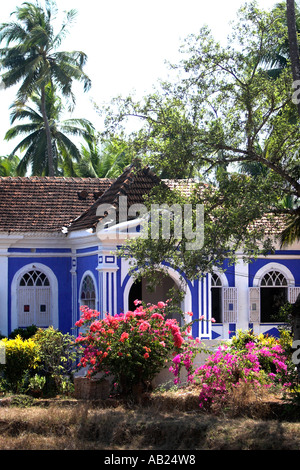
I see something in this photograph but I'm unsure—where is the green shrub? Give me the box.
[0,335,39,393]
[27,374,46,397]
[9,325,38,340]
[33,327,76,396]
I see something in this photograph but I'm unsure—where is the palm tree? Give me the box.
[0,155,20,176]
[286,0,300,117]
[76,133,133,178]
[5,84,94,176]
[0,1,91,176]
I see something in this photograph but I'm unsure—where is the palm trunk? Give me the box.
[41,86,55,176]
[287,0,300,117]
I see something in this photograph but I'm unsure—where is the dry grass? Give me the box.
[0,387,300,450]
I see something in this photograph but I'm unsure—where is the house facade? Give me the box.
[0,166,299,341]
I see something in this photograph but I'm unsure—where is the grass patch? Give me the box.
[0,386,300,450]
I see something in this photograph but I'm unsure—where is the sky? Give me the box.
[0,0,279,156]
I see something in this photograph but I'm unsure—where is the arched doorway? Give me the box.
[11,263,58,332]
[18,269,51,327]
[128,271,182,324]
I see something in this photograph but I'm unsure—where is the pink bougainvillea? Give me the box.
[170,330,291,409]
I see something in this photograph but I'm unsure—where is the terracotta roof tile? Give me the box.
[0,176,113,233]
[0,170,288,237]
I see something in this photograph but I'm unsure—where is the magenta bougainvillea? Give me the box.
[170,331,291,409]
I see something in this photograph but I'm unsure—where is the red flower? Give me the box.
[120,332,129,342]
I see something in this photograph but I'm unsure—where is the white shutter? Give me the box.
[35,286,51,327]
[18,287,35,327]
[223,287,238,323]
[288,287,300,304]
[249,287,260,323]
[18,275,51,328]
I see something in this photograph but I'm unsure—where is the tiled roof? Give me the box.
[0,176,113,233]
[67,165,163,233]
[0,170,288,237]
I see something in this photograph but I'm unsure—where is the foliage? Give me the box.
[76,133,133,178]
[0,335,39,393]
[32,327,76,395]
[0,155,20,176]
[0,0,91,176]
[101,2,300,278]
[75,301,187,396]
[9,324,38,340]
[27,374,46,397]
[8,394,35,408]
[171,330,292,410]
[5,84,94,176]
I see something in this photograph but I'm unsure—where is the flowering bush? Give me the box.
[0,335,39,393]
[75,300,185,396]
[169,336,209,385]
[170,330,291,410]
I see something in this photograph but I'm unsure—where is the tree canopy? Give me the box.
[0,0,91,176]
[4,84,94,176]
[100,1,300,280]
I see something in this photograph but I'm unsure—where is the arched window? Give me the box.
[260,270,288,322]
[18,270,51,327]
[80,274,96,310]
[211,273,222,323]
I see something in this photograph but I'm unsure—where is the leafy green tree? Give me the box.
[0,1,91,176]
[260,2,300,78]
[103,2,300,279]
[5,84,93,176]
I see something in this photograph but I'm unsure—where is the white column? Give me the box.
[70,251,78,328]
[0,249,8,336]
[97,246,119,316]
[235,258,249,332]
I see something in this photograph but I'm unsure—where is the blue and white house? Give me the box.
[0,165,299,340]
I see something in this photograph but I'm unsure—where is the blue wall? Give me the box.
[248,256,300,287]
[8,254,72,334]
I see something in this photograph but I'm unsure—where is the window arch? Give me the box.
[80,274,96,310]
[260,270,288,287]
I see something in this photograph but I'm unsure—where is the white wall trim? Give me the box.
[11,263,59,332]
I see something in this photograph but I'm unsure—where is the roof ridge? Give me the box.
[66,164,163,232]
